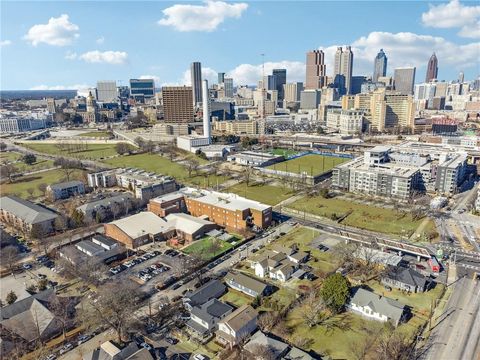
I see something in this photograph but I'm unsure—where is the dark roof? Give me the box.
[92,234,117,247]
[48,180,84,191]
[184,280,226,307]
[76,240,104,254]
[77,193,133,213]
[225,272,269,295]
[191,298,233,324]
[0,196,58,225]
[384,266,428,289]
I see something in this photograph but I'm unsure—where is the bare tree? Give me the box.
[300,291,328,327]
[242,166,253,186]
[1,246,19,273]
[78,281,140,343]
[51,296,76,340]
[1,163,18,183]
[185,158,200,178]
[37,183,48,197]
[374,326,410,360]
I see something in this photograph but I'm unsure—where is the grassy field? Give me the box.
[266,154,349,176]
[1,151,55,173]
[182,237,233,260]
[290,196,424,236]
[2,169,85,199]
[225,182,294,205]
[23,143,118,160]
[78,131,112,138]
[270,148,299,157]
[104,153,227,187]
[220,289,253,308]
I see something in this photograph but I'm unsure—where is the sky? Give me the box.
[1,0,479,90]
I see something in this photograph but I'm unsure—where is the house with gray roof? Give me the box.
[348,288,406,327]
[83,341,154,360]
[224,272,272,298]
[0,289,74,355]
[0,195,58,235]
[216,305,258,346]
[381,266,430,293]
[46,180,85,201]
[183,280,226,311]
[251,250,300,282]
[244,331,290,359]
[77,193,134,223]
[187,298,233,337]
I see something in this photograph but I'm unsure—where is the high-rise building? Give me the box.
[223,78,234,98]
[202,80,211,143]
[218,72,225,84]
[272,69,287,101]
[129,79,155,101]
[263,75,276,91]
[425,53,438,83]
[458,71,464,83]
[284,82,304,102]
[351,76,367,95]
[190,62,203,106]
[369,89,414,132]
[334,46,354,95]
[373,49,387,83]
[394,68,416,95]
[300,89,321,109]
[96,80,117,102]
[305,50,327,90]
[162,86,194,123]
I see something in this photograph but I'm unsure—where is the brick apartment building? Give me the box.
[147,192,187,217]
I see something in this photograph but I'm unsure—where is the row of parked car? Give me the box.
[137,263,171,282]
[109,251,161,275]
[42,333,94,360]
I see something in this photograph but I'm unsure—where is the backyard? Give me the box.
[225,182,294,205]
[104,153,228,187]
[266,154,349,176]
[23,143,118,160]
[220,288,253,308]
[182,237,234,260]
[2,169,85,199]
[290,196,425,237]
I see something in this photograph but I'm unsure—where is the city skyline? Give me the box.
[1,0,479,90]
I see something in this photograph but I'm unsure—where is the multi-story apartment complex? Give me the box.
[0,196,58,235]
[161,86,194,123]
[333,145,469,199]
[369,89,415,132]
[213,118,265,135]
[326,109,364,134]
[46,180,85,201]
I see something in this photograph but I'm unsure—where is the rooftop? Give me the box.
[219,304,257,332]
[350,288,405,323]
[165,213,215,235]
[108,212,170,239]
[225,272,269,295]
[0,195,58,225]
[48,180,84,191]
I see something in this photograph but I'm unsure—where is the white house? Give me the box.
[216,305,258,346]
[348,288,406,327]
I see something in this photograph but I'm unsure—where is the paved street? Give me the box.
[421,277,480,360]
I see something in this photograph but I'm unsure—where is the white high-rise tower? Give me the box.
[202,79,211,143]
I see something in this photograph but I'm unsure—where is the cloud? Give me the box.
[421,0,480,39]
[182,67,218,85]
[228,61,305,85]
[139,75,161,85]
[96,36,105,44]
[29,84,91,90]
[24,14,79,46]
[79,50,128,64]
[65,51,77,60]
[158,0,248,32]
[0,40,12,47]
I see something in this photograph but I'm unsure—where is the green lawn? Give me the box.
[290,196,424,237]
[1,151,55,173]
[104,153,227,187]
[23,143,118,160]
[225,182,294,205]
[2,169,85,199]
[78,131,112,138]
[270,148,299,157]
[182,237,233,260]
[220,289,253,308]
[266,154,349,176]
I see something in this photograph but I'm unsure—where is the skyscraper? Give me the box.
[223,78,234,98]
[162,86,194,123]
[263,75,276,91]
[218,72,225,84]
[129,79,155,102]
[334,46,354,95]
[425,53,438,82]
[96,80,118,102]
[458,71,464,83]
[190,62,202,106]
[202,80,211,143]
[394,67,416,95]
[305,50,327,90]
[373,49,387,83]
[272,69,287,101]
[284,82,304,102]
